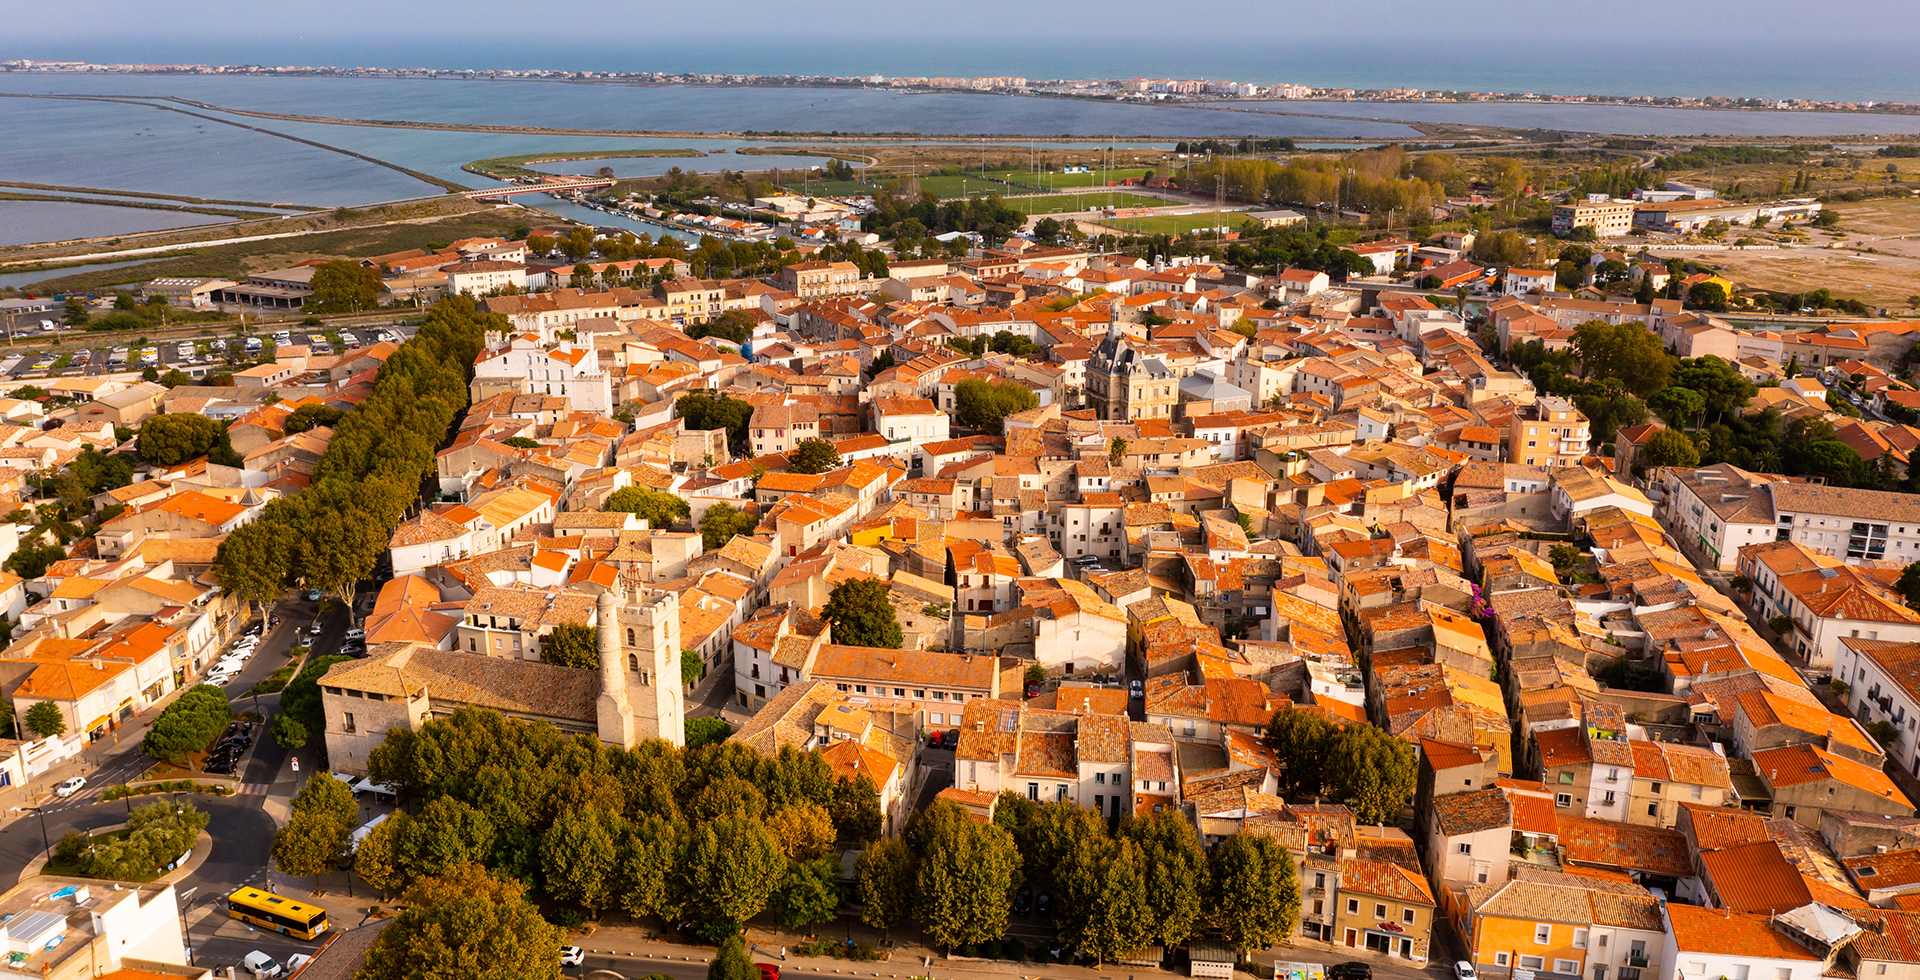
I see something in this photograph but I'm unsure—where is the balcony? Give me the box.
[1628,957,1649,969]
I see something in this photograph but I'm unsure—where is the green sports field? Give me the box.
[1097,211,1257,236]
[1005,192,1171,215]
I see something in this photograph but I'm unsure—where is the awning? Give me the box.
[87,715,110,732]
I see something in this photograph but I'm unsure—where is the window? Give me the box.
[1457,843,1472,854]
[1314,873,1326,890]
[1648,803,1660,818]
[1557,962,1582,975]
[1520,957,1546,971]
[1556,793,1573,808]
[342,712,355,733]
[1347,899,1359,915]
[1649,782,1662,795]
[1402,908,1416,925]
[1096,772,1106,784]
[1535,924,1553,944]
[1374,904,1387,920]
[1495,954,1511,968]
[1574,929,1589,949]
[1776,971,1791,980]
[1784,805,1797,820]
[1028,783,1039,801]
[627,627,635,645]
[1731,968,1749,980]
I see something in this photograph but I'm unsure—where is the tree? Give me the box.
[688,310,757,345]
[540,622,599,670]
[1324,723,1417,825]
[676,393,755,452]
[699,502,758,551]
[685,716,733,749]
[1688,281,1729,312]
[1108,437,1128,466]
[273,811,345,888]
[308,260,381,314]
[355,811,408,899]
[287,766,359,833]
[500,436,542,450]
[1641,428,1701,469]
[766,801,837,859]
[60,298,89,327]
[856,836,915,939]
[1263,708,1335,798]
[358,863,563,980]
[141,684,230,763]
[5,540,66,580]
[616,813,682,921]
[822,578,902,649]
[1548,544,1584,571]
[1205,831,1300,953]
[914,801,1022,953]
[1119,810,1207,948]
[135,413,223,466]
[23,701,65,739]
[604,486,691,529]
[269,714,309,750]
[542,808,625,917]
[787,438,842,475]
[1896,560,1920,613]
[283,403,344,434]
[1571,320,1673,397]
[1648,387,1706,427]
[707,935,757,980]
[1058,836,1153,965]
[680,814,786,932]
[831,774,883,843]
[770,855,844,931]
[953,378,1040,429]
[397,797,497,879]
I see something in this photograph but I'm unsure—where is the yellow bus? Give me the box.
[226,888,329,941]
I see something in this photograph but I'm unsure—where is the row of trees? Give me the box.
[213,296,496,608]
[854,798,1298,961]
[268,654,355,750]
[866,190,1026,247]
[355,708,881,933]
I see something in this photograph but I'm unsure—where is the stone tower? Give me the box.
[594,583,686,749]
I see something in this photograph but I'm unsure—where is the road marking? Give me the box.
[236,783,271,796]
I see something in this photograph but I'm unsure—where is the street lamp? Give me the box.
[19,805,52,861]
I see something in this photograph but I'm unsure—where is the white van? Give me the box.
[347,812,389,854]
[242,950,285,978]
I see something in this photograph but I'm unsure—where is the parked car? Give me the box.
[309,621,324,635]
[305,589,322,601]
[1013,887,1032,915]
[928,730,946,749]
[1328,963,1372,980]
[242,950,284,978]
[204,758,239,776]
[285,954,311,973]
[1128,678,1143,699]
[757,965,781,980]
[343,628,365,641]
[560,946,584,967]
[1454,962,1477,980]
[54,776,86,797]
[1025,681,1040,698]
[1035,892,1052,916]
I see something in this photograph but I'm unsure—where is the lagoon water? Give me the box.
[7,73,1920,244]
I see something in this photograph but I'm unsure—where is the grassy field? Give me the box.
[994,167,1155,192]
[1094,211,1255,237]
[1703,196,1920,309]
[18,209,530,294]
[1005,192,1171,215]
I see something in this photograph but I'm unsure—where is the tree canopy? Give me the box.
[604,486,691,529]
[307,260,381,314]
[357,863,564,980]
[1572,320,1672,397]
[699,502,758,551]
[953,378,1040,429]
[675,392,755,453]
[136,413,223,466]
[540,622,600,670]
[822,578,903,649]
[787,438,842,475]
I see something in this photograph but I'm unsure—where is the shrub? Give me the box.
[981,940,1002,960]
[1004,938,1026,962]
[1768,615,1792,636]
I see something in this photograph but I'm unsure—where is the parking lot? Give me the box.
[0,324,411,383]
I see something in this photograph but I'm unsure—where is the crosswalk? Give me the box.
[236,783,271,796]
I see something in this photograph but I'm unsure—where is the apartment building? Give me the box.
[1551,200,1636,238]
[1768,483,1920,565]
[1507,397,1591,468]
[1832,638,1920,782]
[1739,541,1920,668]
[777,260,865,300]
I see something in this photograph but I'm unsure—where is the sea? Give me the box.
[6,61,1920,247]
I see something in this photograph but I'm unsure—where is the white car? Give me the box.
[54,776,86,797]
[242,950,285,978]
[560,946,584,967]
[285,953,311,973]
[1455,962,1476,980]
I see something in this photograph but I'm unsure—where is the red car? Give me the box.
[758,965,781,980]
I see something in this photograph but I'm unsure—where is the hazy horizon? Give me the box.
[9,1,1920,102]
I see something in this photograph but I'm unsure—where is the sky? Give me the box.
[7,1,1920,98]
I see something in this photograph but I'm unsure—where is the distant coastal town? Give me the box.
[3,58,1915,115]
